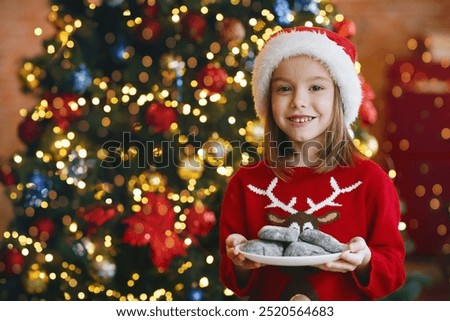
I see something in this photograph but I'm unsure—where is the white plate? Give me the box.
[236,244,345,266]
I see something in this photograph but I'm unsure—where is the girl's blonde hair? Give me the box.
[263,85,362,181]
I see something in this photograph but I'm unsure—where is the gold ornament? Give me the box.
[94,182,114,200]
[353,129,379,158]
[245,119,265,145]
[199,134,231,167]
[160,53,186,81]
[128,171,167,193]
[177,155,204,180]
[24,263,49,294]
[19,62,41,90]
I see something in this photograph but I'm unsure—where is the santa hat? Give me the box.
[252,26,362,125]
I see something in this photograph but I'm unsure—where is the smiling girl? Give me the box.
[219,26,405,300]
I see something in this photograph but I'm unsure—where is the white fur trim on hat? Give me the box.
[252,29,362,125]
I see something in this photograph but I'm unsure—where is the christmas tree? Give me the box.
[0,0,377,300]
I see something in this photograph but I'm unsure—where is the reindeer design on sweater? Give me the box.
[247,176,362,301]
[248,176,362,234]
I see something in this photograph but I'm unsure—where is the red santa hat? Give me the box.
[252,26,362,125]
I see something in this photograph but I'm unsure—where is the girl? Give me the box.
[219,26,405,300]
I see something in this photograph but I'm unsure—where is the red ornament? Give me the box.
[184,202,216,237]
[333,18,356,39]
[0,165,16,187]
[18,116,44,145]
[137,18,162,43]
[182,12,207,42]
[32,217,55,241]
[360,76,375,100]
[44,92,83,131]
[358,76,378,125]
[0,248,25,276]
[196,64,228,94]
[218,17,246,44]
[144,102,177,133]
[359,100,378,125]
[122,192,186,270]
[78,205,117,236]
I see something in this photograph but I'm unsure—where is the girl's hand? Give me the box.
[315,237,372,277]
[225,233,264,270]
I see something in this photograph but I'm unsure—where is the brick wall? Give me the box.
[0,0,53,233]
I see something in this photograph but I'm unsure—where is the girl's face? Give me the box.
[271,55,335,150]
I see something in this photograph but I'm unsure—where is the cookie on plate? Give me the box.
[239,239,284,256]
[258,225,300,242]
[299,229,344,253]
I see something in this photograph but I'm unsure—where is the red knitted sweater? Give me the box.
[219,158,406,300]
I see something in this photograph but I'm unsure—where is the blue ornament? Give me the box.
[244,52,255,72]
[66,150,89,183]
[72,240,88,257]
[71,64,92,93]
[105,0,125,7]
[161,54,186,102]
[173,61,185,102]
[60,149,95,185]
[111,36,127,63]
[294,0,320,15]
[188,288,203,301]
[24,171,51,208]
[72,237,93,257]
[274,0,291,26]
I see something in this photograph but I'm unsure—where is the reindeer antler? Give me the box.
[247,178,297,214]
[305,177,362,214]
[248,176,362,216]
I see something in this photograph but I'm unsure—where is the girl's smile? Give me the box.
[287,115,316,124]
